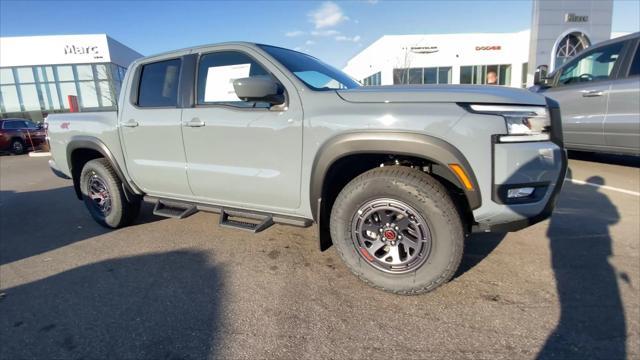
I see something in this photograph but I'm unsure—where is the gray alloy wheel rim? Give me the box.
[351,198,432,274]
[88,173,112,216]
[12,141,23,153]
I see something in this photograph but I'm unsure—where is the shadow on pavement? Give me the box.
[0,250,224,360]
[0,186,162,266]
[455,232,506,278]
[568,150,640,168]
[537,170,626,359]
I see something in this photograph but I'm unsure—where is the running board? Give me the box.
[153,200,198,219]
[219,208,274,233]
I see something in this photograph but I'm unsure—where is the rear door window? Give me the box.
[3,121,24,129]
[137,59,181,107]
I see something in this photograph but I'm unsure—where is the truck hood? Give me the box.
[337,85,547,106]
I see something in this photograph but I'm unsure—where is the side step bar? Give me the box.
[219,209,274,233]
[144,196,312,232]
[153,200,197,219]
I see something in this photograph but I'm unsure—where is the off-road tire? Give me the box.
[330,166,464,295]
[80,158,141,228]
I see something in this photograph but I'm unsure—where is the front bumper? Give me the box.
[49,159,71,180]
[471,97,567,232]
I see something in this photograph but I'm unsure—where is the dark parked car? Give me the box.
[0,118,47,154]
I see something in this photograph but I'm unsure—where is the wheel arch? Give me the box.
[310,131,481,251]
[67,136,141,200]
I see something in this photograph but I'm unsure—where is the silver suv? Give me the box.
[534,32,640,156]
[47,43,567,294]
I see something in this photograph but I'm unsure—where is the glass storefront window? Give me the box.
[96,64,109,80]
[1,85,21,112]
[1,68,15,84]
[362,72,381,86]
[59,82,78,109]
[408,68,422,84]
[99,81,115,106]
[40,83,61,110]
[460,64,511,85]
[19,84,41,111]
[438,67,452,84]
[79,81,99,108]
[423,68,437,84]
[76,65,94,81]
[57,66,75,81]
[394,67,452,85]
[1,63,120,118]
[17,67,35,83]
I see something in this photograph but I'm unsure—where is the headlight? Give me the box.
[469,104,550,142]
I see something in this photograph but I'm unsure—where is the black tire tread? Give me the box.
[81,158,140,228]
[330,166,464,295]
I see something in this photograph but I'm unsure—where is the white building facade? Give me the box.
[0,34,142,121]
[344,0,618,88]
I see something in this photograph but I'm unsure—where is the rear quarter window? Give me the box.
[137,59,181,107]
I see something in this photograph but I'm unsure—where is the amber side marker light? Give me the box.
[448,164,474,191]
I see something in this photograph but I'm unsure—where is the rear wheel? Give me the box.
[10,139,24,155]
[80,158,140,228]
[330,166,464,295]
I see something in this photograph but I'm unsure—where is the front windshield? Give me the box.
[258,44,360,91]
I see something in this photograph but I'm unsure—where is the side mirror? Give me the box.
[534,65,549,86]
[233,76,284,105]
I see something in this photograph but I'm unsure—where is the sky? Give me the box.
[1,0,639,68]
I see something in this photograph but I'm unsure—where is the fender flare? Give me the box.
[66,136,142,199]
[309,131,481,221]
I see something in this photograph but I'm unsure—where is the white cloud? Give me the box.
[308,1,348,29]
[285,30,305,37]
[367,0,379,4]
[311,29,340,37]
[305,40,316,45]
[335,35,361,42]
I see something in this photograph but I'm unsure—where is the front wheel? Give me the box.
[10,139,24,155]
[330,166,464,295]
[80,158,141,228]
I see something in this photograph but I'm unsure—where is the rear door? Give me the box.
[180,47,303,212]
[604,39,640,154]
[119,55,192,197]
[544,41,626,150]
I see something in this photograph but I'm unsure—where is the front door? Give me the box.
[544,41,626,150]
[181,49,303,212]
[119,57,192,197]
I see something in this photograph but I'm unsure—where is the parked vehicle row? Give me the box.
[533,32,640,156]
[0,118,47,154]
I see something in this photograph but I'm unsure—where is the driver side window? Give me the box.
[557,42,624,86]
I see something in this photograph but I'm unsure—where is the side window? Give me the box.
[628,44,640,77]
[197,51,273,108]
[3,121,22,129]
[557,42,624,86]
[137,59,181,107]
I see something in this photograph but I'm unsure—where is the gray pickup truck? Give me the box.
[47,43,567,294]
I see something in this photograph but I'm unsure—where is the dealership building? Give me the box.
[344,0,625,88]
[0,34,142,121]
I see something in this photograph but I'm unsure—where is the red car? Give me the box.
[0,118,47,154]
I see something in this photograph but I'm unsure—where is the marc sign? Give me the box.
[64,44,104,60]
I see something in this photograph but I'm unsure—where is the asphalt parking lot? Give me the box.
[0,153,638,360]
